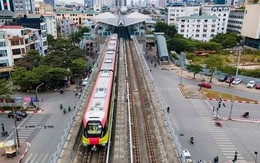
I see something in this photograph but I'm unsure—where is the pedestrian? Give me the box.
[75,92,78,96]
[212,106,215,113]
[1,124,5,132]
[74,106,76,110]
[167,107,170,113]
[198,160,202,163]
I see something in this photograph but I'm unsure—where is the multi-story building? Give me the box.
[55,10,98,27]
[13,0,35,14]
[44,0,56,7]
[42,14,57,38]
[241,4,260,49]
[17,15,48,56]
[167,5,200,26]
[0,26,34,64]
[0,30,12,77]
[35,1,53,14]
[227,9,244,34]
[176,15,218,41]
[57,17,78,38]
[0,10,16,25]
[0,0,14,12]
[202,5,230,34]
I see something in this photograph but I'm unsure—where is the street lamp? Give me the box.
[36,83,44,109]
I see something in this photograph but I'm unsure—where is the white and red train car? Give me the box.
[82,33,118,148]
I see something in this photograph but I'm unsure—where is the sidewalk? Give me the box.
[0,141,30,163]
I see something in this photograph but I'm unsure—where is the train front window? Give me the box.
[86,122,102,137]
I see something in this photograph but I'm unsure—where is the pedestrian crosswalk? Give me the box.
[18,114,46,142]
[200,116,245,162]
[24,152,50,163]
[157,87,180,92]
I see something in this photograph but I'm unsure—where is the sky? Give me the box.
[35,0,84,4]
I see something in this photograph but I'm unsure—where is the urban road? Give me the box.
[146,53,260,162]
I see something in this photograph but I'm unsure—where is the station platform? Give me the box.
[0,141,30,163]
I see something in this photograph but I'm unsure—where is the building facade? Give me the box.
[44,0,55,7]
[0,30,12,77]
[202,5,230,34]
[227,9,244,34]
[241,4,260,49]
[56,17,78,38]
[0,0,14,12]
[167,6,200,26]
[43,14,57,38]
[13,0,35,14]
[35,1,53,14]
[176,15,218,41]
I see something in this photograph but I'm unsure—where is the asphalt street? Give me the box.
[147,57,260,162]
[0,87,79,163]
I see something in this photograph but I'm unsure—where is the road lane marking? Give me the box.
[25,153,34,163]
[41,154,49,163]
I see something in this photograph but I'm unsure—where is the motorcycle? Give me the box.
[215,121,222,127]
[60,89,64,94]
[63,108,66,114]
[190,136,194,144]
[214,156,219,163]
[241,112,249,118]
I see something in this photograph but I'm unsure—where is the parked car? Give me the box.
[218,75,228,82]
[198,82,212,88]
[255,83,260,89]
[7,112,23,121]
[247,80,256,88]
[232,78,242,85]
[82,77,89,86]
[183,150,193,163]
[15,111,27,118]
[226,77,234,83]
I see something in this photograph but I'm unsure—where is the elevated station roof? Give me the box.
[92,12,151,27]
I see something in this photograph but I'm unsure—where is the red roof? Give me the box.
[0,25,23,29]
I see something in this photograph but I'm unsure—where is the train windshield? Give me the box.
[86,121,102,137]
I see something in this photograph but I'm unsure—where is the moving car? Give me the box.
[232,78,242,85]
[255,83,260,89]
[247,80,256,88]
[183,150,193,163]
[218,75,228,82]
[226,77,234,83]
[198,82,212,88]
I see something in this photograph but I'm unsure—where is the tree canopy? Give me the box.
[186,64,203,79]
[210,32,242,48]
[154,21,177,37]
[0,79,13,96]
[205,55,224,82]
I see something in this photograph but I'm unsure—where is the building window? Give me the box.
[0,60,8,67]
[195,34,199,37]
[12,49,21,55]
[181,25,185,27]
[203,34,207,37]
[11,40,20,46]
[0,50,7,57]
[196,25,200,28]
[196,29,200,32]
[211,29,215,32]
[0,42,6,47]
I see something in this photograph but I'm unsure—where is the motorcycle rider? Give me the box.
[190,135,194,144]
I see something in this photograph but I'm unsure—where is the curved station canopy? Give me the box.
[92,12,152,27]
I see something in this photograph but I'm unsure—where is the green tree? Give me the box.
[221,65,236,87]
[167,38,188,54]
[186,64,203,79]
[71,58,87,77]
[205,55,224,82]
[14,50,42,70]
[154,21,177,37]
[45,68,69,88]
[222,36,237,48]
[71,26,90,44]
[0,79,12,96]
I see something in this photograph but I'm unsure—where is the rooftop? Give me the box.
[0,25,24,29]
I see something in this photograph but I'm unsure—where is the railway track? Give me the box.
[82,147,106,163]
[126,36,157,162]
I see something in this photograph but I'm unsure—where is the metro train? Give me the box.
[82,33,118,149]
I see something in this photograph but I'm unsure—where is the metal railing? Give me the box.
[132,37,185,163]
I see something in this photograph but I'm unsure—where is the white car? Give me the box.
[82,78,89,86]
[232,78,242,85]
[183,150,192,163]
[247,80,256,88]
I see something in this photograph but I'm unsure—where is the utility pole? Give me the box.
[229,48,242,120]
[36,83,44,109]
[12,106,20,147]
